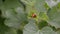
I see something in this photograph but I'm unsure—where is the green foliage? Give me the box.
[0,0,60,34]
[47,6,60,28]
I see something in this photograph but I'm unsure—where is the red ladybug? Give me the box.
[32,14,36,18]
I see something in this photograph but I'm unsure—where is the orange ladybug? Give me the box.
[32,13,36,18]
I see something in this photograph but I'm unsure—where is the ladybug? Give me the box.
[32,13,36,18]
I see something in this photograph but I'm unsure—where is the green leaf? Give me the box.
[39,12,48,21]
[0,25,17,34]
[20,0,36,6]
[2,0,23,10]
[0,16,17,34]
[4,7,28,29]
[45,0,58,8]
[41,26,57,34]
[23,0,47,12]
[25,0,48,20]
[34,0,47,12]
[23,19,38,34]
[23,19,56,34]
[47,7,60,28]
